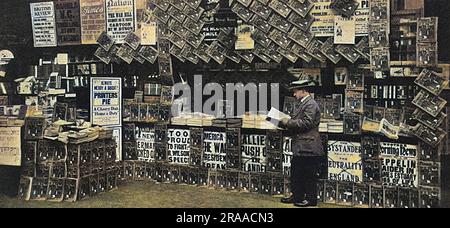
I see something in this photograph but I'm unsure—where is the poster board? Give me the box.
[311,0,369,37]
[135,125,155,162]
[241,134,267,173]
[203,131,227,170]
[0,127,21,166]
[54,0,81,45]
[106,0,136,44]
[30,2,57,47]
[167,129,191,165]
[80,0,106,44]
[90,77,122,127]
[328,141,363,183]
[380,142,419,187]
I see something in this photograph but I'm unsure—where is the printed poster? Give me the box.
[30,2,57,47]
[167,129,191,165]
[80,0,106,44]
[90,77,122,127]
[241,134,267,173]
[380,142,418,187]
[55,0,82,45]
[0,127,21,166]
[334,16,356,44]
[135,125,155,162]
[203,131,227,170]
[106,0,136,44]
[327,141,363,183]
[311,0,370,37]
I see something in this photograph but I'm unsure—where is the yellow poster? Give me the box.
[140,22,157,46]
[235,23,255,50]
[310,0,335,37]
[334,16,356,44]
[80,0,106,44]
[0,127,21,166]
[90,78,122,127]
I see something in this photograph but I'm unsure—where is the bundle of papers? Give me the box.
[212,118,227,128]
[328,121,344,133]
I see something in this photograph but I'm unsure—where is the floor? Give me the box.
[0,181,341,208]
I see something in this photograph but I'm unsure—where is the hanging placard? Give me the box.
[80,0,106,44]
[241,134,267,173]
[311,0,369,37]
[30,2,57,47]
[90,77,122,127]
[106,0,136,44]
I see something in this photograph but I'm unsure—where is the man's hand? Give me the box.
[281,118,290,126]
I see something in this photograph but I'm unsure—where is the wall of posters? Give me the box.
[90,77,122,127]
[80,0,106,44]
[241,134,267,173]
[106,0,136,44]
[0,127,21,166]
[30,2,57,47]
[311,0,370,37]
[54,0,81,45]
[167,129,190,165]
[203,131,227,170]
[327,141,363,183]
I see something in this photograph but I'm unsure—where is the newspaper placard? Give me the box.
[203,131,227,170]
[328,141,363,183]
[0,127,21,166]
[241,134,267,173]
[334,16,356,44]
[168,129,191,165]
[112,127,122,161]
[80,0,106,44]
[283,137,293,177]
[380,142,418,187]
[54,0,81,45]
[311,0,369,37]
[135,125,155,162]
[30,2,57,47]
[140,22,157,46]
[106,0,136,44]
[90,77,122,127]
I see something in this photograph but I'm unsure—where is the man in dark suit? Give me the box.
[280,79,325,207]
